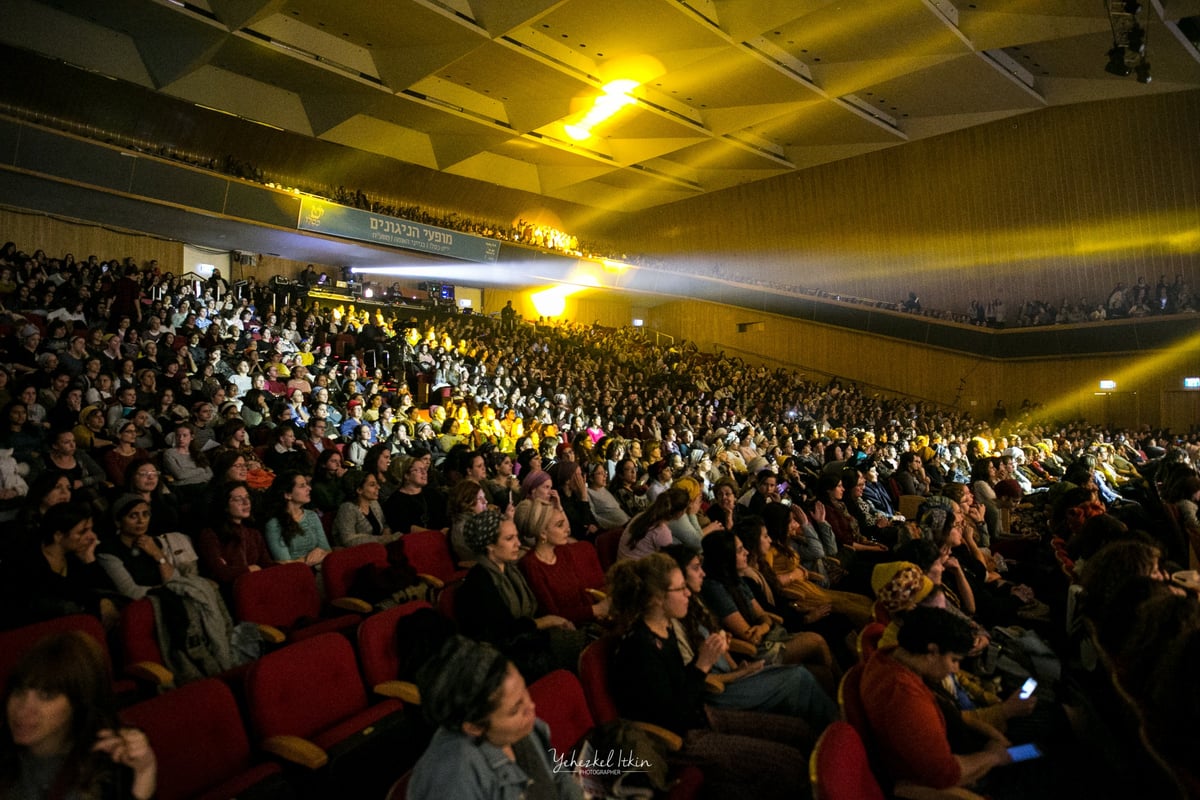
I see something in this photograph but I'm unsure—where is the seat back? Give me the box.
[809,721,886,800]
[401,528,461,583]
[0,614,112,694]
[594,528,624,572]
[356,600,434,689]
[528,669,594,754]
[858,622,886,662]
[897,494,925,521]
[578,637,621,724]
[233,563,322,629]
[562,541,606,591]
[323,542,389,603]
[436,578,462,622]
[119,598,169,680]
[838,662,868,735]
[120,678,254,800]
[246,633,369,741]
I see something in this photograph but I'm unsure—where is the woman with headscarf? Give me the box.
[455,509,583,682]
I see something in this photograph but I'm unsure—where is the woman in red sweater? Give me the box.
[516,497,609,625]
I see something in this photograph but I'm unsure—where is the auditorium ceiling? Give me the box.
[1,0,1199,212]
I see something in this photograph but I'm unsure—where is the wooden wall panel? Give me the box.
[647,296,1200,430]
[595,90,1200,318]
[0,207,182,273]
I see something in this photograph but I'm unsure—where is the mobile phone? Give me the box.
[1006,743,1043,763]
[1018,677,1037,699]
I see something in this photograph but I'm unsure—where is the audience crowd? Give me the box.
[2,237,1200,798]
[10,109,1196,332]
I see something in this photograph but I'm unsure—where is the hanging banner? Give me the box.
[297,196,500,263]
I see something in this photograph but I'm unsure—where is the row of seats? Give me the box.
[0,600,437,800]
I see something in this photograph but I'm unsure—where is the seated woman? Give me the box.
[333,471,399,549]
[97,495,199,600]
[760,504,874,626]
[608,553,817,800]
[408,636,582,800]
[455,510,582,682]
[584,459,629,531]
[262,471,330,567]
[383,455,446,533]
[548,460,598,540]
[448,479,489,564]
[666,477,724,552]
[0,503,120,631]
[12,472,72,555]
[485,450,519,516]
[309,448,351,513]
[97,494,237,679]
[611,456,649,518]
[618,488,689,561]
[162,422,214,506]
[260,423,309,475]
[360,443,397,504]
[103,419,148,487]
[345,423,374,469]
[817,471,890,557]
[734,516,858,668]
[515,498,609,626]
[663,544,837,722]
[123,458,182,538]
[196,481,275,592]
[700,531,837,695]
[40,427,105,507]
[0,631,158,800]
[859,606,1019,796]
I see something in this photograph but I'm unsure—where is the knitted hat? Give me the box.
[112,493,151,521]
[871,561,933,613]
[520,469,551,498]
[462,509,504,555]
[111,418,136,438]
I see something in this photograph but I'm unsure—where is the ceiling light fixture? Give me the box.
[563,79,639,141]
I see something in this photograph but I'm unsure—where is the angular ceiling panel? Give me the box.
[162,65,315,136]
[319,115,438,170]
[2,0,1198,211]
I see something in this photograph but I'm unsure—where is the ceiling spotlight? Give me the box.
[1105,47,1131,76]
[1136,60,1152,83]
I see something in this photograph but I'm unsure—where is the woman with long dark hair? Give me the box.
[618,487,690,561]
[0,632,158,799]
[607,553,820,800]
[262,471,330,567]
[196,480,274,591]
[700,530,837,695]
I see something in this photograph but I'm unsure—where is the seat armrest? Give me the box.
[374,680,421,704]
[257,624,286,644]
[261,735,329,769]
[126,661,174,688]
[632,722,683,752]
[331,597,373,614]
[417,573,445,590]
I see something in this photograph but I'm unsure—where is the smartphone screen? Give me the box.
[1019,677,1037,699]
[1007,743,1043,763]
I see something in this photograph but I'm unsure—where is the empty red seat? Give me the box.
[233,562,361,644]
[120,678,288,800]
[245,633,407,796]
[355,600,433,702]
[323,542,390,613]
